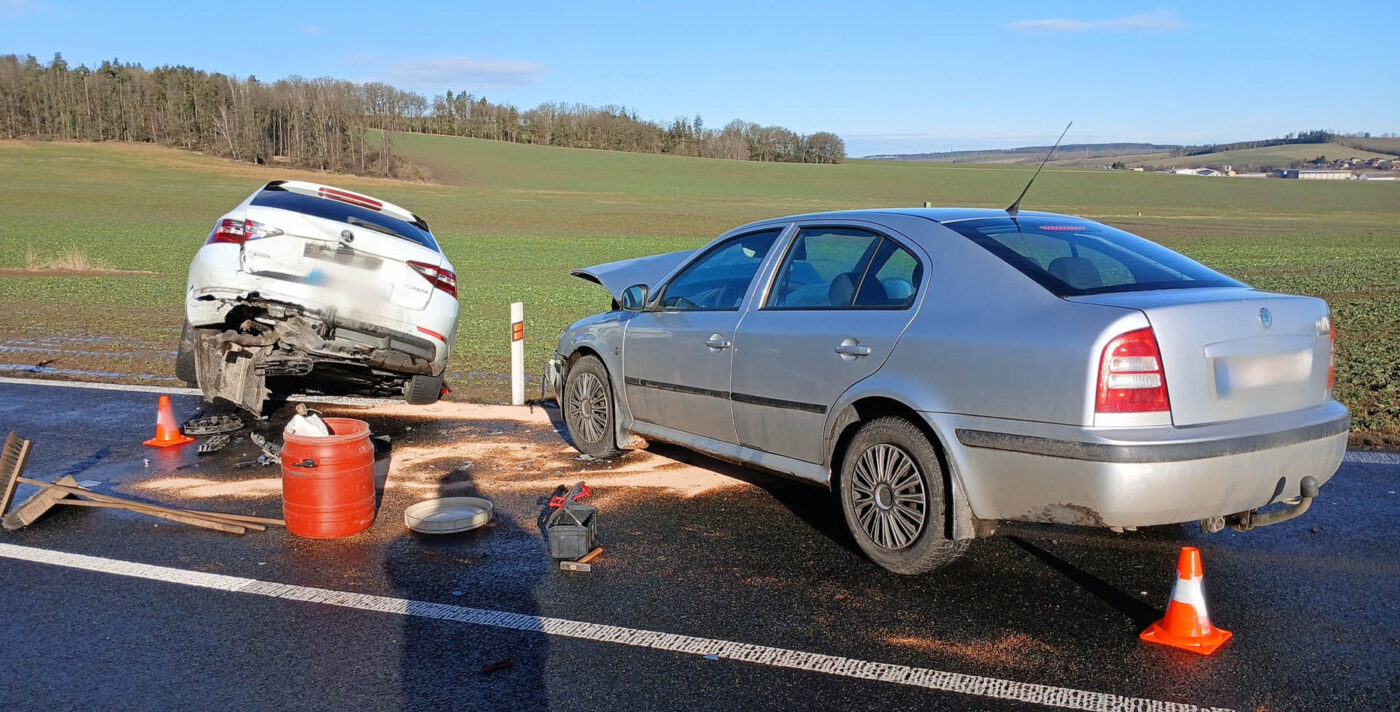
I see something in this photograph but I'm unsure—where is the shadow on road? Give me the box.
[383,451,549,711]
[1008,535,1163,628]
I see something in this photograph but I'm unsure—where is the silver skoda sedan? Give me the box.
[549,208,1348,574]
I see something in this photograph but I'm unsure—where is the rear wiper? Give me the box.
[347,216,403,239]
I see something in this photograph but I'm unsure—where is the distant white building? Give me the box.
[1278,169,1355,180]
[1171,167,1221,176]
[1358,173,1397,181]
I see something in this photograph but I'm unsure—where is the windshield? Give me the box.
[942,217,1244,296]
[251,186,440,252]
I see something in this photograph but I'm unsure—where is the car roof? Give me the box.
[733,207,1072,232]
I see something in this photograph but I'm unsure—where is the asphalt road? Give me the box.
[0,379,1396,711]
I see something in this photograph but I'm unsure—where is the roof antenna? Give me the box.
[1007,121,1072,216]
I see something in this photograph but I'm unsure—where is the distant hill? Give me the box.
[1149,142,1395,171]
[866,143,1179,163]
[867,133,1400,171]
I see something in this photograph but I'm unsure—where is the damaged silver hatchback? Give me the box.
[551,208,1348,574]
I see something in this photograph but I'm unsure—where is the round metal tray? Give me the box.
[403,497,494,534]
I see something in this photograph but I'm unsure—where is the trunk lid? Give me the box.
[239,204,443,313]
[1072,288,1331,426]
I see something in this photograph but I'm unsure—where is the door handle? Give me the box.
[835,339,871,359]
[705,334,731,350]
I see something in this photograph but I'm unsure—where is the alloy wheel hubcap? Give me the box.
[568,373,609,444]
[850,444,927,550]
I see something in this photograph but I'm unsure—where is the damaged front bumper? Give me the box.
[193,298,440,413]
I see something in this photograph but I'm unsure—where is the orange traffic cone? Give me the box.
[143,395,195,448]
[1140,546,1232,655]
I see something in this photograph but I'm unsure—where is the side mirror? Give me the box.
[620,284,649,312]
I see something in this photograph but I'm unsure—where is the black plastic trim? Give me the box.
[955,413,1350,464]
[624,376,828,415]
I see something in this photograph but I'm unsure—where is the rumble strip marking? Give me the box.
[0,543,1231,712]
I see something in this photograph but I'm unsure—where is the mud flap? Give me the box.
[193,331,271,414]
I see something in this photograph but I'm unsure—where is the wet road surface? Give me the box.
[0,379,1396,711]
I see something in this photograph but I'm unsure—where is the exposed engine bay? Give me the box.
[192,296,438,413]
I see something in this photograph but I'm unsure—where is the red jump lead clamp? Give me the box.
[549,481,592,510]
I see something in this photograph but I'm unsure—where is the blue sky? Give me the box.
[3,0,1396,156]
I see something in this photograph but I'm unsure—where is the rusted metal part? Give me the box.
[1022,503,1108,528]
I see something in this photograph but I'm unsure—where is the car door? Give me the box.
[622,228,784,444]
[730,225,927,464]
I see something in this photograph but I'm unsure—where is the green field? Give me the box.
[1,136,1397,445]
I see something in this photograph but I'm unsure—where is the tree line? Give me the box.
[0,54,846,178]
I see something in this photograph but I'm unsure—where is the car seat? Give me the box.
[1048,256,1103,289]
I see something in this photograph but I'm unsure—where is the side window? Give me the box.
[767,228,880,308]
[659,229,781,311]
[767,227,922,309]
[859,240,922,308]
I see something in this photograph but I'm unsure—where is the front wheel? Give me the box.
[839,417,968,574]
[562,355,622,459]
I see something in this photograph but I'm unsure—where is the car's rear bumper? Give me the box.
[185,245,455,370]
[925,401,1349,528]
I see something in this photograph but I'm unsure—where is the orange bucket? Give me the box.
[281,418,376,538]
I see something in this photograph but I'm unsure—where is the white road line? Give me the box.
[0,376,384,407]
[0,543,1230,712]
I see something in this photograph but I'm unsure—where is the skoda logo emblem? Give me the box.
[1259,307,1273,329]
[340,229,354,243]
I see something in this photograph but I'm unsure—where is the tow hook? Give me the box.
[1223,476,1321,532]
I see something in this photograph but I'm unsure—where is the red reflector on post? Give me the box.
[1096,327,1170,413]
[512,322,524,342]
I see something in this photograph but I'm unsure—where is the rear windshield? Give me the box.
[251,186,439,252]
[942,217,1244,296]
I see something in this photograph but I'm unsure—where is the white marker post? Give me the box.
[510,301,525,405]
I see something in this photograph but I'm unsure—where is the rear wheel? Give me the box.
[404,373,444,405]
[175,320,198,386]
[839,416,968,574]
[563,355,622,459]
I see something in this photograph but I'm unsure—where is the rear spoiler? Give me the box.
[266,180,428,229]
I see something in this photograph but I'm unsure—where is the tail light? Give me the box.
[1096,327,1170,413]
[408,261,457,298]
[205,219,282,245]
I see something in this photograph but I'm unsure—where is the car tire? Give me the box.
[175,320,198,386]
[839,417,969,575]
[562,355,623,459]
[404,373,444,405]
